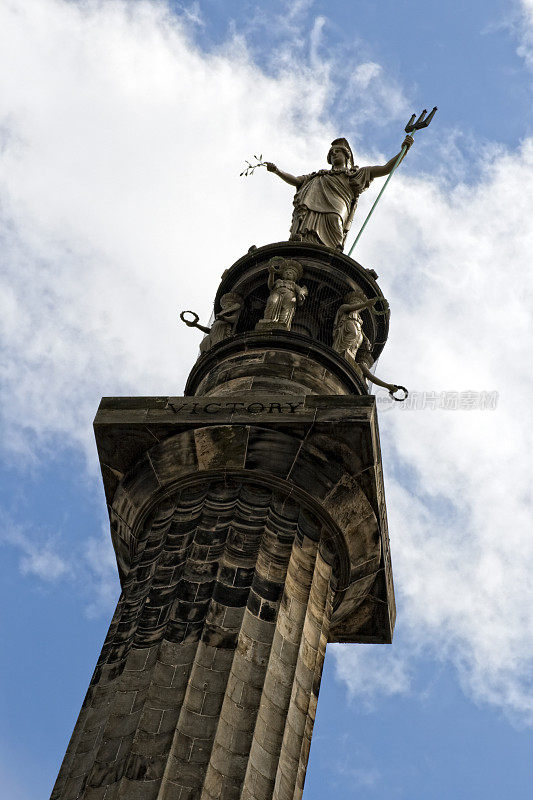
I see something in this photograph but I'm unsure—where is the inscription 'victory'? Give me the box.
[166,399,308,415]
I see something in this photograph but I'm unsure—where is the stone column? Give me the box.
[51,478,336,800]
[50,242,395,800]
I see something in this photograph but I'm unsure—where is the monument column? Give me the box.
[50,241,396,800]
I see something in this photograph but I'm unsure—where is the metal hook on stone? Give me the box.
[180,310,211,336]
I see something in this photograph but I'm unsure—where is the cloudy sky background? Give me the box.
[1,0,533,797]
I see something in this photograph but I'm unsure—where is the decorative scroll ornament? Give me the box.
[256,257,308,332]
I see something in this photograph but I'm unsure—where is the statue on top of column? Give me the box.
[264,135,413,251]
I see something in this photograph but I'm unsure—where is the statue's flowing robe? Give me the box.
[264,279,298,326]
[290,166,373,250]
[333,309,364,359]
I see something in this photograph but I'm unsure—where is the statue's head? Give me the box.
[280,259,303,281]
[327,138,354,169]
[268,256,303,281]
[220,292,243,309]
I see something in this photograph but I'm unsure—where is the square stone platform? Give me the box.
[94,394,395,644]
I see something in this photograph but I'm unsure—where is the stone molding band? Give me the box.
[184,330,368,397]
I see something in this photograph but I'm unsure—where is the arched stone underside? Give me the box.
[105,423,386,642]
[52,416,387,800]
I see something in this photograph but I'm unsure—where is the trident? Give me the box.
[347,106,437,256]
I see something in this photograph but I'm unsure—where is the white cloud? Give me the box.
[1,0,533,725]
[351,61,382,88]
[330,738,382,790]
[511,0,533,67]
[0,502,119,614]
[334,138,533,724]
[0,0,337,464]
[0,509,71,582]
[19,548,70,582]
[83,525,121,618]
[333,641,412,708]
[346,60,408,130]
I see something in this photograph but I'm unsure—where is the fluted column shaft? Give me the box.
[51,482,337,800]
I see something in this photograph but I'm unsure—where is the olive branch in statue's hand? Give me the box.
[240,154,267,177]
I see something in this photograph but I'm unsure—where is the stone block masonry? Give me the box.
[50,241,395,800]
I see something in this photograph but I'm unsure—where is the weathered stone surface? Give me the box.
[92,394,393,643]
[51,472,345,799]
[53,241,395,800]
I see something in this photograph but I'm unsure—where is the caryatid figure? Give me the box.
[200,292,243,352]
[265,135,413,251]
[332,289,385,361]
[333,290,407,399]
[180,292,243,353]
[256,256,308,331]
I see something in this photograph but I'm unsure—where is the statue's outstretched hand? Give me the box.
[402,134,414,150]
[265,162,278,172]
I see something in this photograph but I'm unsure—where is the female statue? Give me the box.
[265,135,413,251]
[180,292,243,353]
[332,290,407,399]
[333,290,388,361]
[256,257,308,331]
[200,292,243,352]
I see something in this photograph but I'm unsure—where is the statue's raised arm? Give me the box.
[247,109,436,253]
[264,162,301,188]
[367,135,413,178]
[261,137,409,251]
[261,134,414,251]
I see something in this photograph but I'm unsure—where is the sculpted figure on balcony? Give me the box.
[256,257,307,331]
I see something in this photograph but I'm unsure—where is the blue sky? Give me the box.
[1,1,533,797]
[193,0,532,147]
